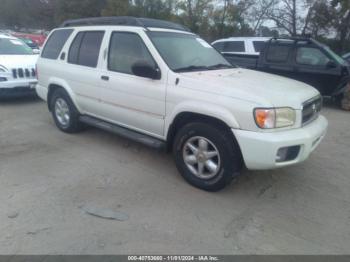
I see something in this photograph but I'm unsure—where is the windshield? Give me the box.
[148,32,233,72]
[0,38,34,55]
[324,46,347,65]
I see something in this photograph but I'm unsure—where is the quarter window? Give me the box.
[223,41,245,52]
[68,31,104,68]
[296,47,330,66]
[108,32,156,75]
[41,29,73,59]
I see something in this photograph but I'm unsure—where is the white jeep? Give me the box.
[0,33,38,98]
[36,17,328,191]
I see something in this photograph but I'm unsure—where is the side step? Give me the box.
[79,115,166,150]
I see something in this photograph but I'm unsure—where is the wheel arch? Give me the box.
[47,78,80,112]
[166,111,243,164]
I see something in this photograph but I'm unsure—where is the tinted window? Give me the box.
[266,45,291,63]
[108,32,156,75]
[68,32,84,64]
[253,41,266,52]
[223,41,245,52]
[68,31,104,68]
[41,29,73,59]
[296,47,330,66]
[213,42,224,52]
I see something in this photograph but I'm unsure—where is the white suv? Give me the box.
[0,33,38,98]
[212,37,271,56]
[36,17,328,191]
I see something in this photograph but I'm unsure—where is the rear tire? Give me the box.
[173,122,242,192]
[50,89,83,133]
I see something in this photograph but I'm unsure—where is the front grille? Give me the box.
[302,96,322,125]
[12,68,36,79]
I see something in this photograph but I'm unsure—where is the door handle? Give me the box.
[101,75,109,81]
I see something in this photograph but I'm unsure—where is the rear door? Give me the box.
[65,30,105,115]
[293,45,341,95]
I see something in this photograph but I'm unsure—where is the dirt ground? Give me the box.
[0,98,349,255]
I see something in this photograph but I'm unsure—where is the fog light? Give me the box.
[276,146,301,162]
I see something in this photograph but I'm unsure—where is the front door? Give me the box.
[98,31,166,137]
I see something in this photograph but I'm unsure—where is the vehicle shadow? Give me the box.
[0,95,42,105]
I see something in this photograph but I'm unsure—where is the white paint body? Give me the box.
[212,37,271,55]
[36,26,328,170]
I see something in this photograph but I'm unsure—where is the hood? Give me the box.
[0,55,39,70]
[179,68,320,109]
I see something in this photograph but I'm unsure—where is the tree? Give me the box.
[54,0,107,24]
[331,0,350,52]
[101,0,130,16]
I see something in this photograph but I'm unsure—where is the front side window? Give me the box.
[266,45,291,63]
[42,29,73,59]
[68,31,104,68]
[223,41,245,52]
[296,47,330,66]
[0,38,33,55]
[108,32,156,75]
[149,32,232,72]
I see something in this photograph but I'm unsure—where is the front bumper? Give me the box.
[233,115,328,170]
[0,80,37,98]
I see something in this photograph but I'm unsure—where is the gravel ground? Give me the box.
[0,98,349,255]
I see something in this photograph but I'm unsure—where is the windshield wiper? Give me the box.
[173,65,209,73]
[207,63,233,70]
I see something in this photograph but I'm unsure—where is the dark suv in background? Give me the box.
[218,37,350,110]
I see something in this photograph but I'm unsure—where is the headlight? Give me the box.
[254,107,296,129]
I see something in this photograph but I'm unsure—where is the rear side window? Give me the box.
[212,42,224,52]
[253,41,266,52]
[223,41,245,52]
[266,45,291,63]
[41,29,73,59]
[68,31,104,68]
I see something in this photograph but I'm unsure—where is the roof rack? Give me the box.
[60,16,190,32]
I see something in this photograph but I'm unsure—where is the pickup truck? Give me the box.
[217,37,350,109]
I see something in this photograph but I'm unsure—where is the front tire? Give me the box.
[173,123,242,192]
[50,89,83,133]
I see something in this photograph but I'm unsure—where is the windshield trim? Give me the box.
[146,31,235,73]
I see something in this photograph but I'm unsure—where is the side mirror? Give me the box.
[326,60,337,69]
[132,61,161,80]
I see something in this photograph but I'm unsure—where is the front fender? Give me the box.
[165,100,240,136]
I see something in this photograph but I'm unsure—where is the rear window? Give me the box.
[41,29,73,59]
[68,31,104,68]
[266,45,291,63]
[253,41,267,52]
[223,41,245,53]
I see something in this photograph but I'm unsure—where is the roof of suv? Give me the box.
[61,16,190,33]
